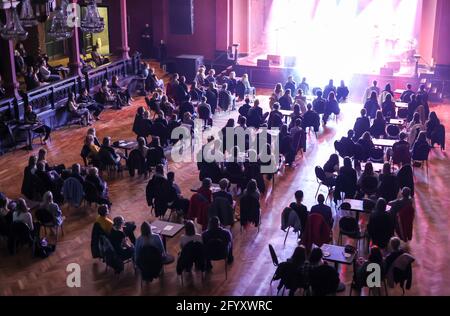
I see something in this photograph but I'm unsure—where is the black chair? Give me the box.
[338,217,366,251]
[35,208,64,242]
[314,166,334,200]
[361,176,378,197]
[386,125,400,139]
[176,241,206,286]
[269,244,279,285]
[8,221,33,255]
[369,147,384,163]
[136,245,164,285]
[397,108,408,119]
[83,181,100,209]
[205,238,229,280]
[412,143,431,175]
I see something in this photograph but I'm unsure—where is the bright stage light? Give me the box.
[266,0,420,87]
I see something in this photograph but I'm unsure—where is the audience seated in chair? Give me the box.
[23,105,52,144]
[202,216,234,271]
[367,198,394,249]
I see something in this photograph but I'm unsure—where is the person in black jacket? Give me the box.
[284,76,297,97]
[238,98,252,119]
[334,157,357,202]
[367,198,394,249]
[109,216,135,261]
[289,190,308,232]
[218,83,233,112]
[370,111,386,139]
[336,80,349,102]
[205,83,219,115]
[202,216,234,270]
[146,165,173,218]
[353,109,371,141]
[247,99,267,128]
[378,163,400,203]
[99,137,122,169]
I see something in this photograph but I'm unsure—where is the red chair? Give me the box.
[301,213,332,252]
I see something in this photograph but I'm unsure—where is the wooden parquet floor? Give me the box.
[0,73,449,296]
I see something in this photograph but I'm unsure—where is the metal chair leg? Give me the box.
[283,227,290,245]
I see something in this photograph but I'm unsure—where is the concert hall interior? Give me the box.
[0,0,449,297]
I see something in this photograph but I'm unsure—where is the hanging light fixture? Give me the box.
[19,0,38,27]
[47,5,73,41]
[34,0,55,23]
[80,0,104,34]
[1,2,28,41]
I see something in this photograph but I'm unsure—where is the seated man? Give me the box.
[384,237,405,272]
[202,216,234,270]
[312,90,326,115]
[218,83,234,112]
[238,97,252,119]
[167,172,190,216]
[267,103,283,129]
[323,79,337,101]
[302,104,320,133]
[284,76,297,97]
[197,96,213,126]
[339,130,356,157]
[247,99,268,129]
[99,136,122,169]
[310,194,334,228]
[400,84,414,104]
[23,105,52,144]
[289,190,308,232]
[323,92,340,125]
[336,80,349,103]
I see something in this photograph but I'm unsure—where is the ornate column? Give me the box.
[0,0,20,98]
[119,0,130,59]
[67,0,82,77]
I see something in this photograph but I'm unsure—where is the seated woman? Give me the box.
[357,132,375,161]
[236,73,256,100]
[294,89,307,114]
[358,162,378,196]
[159,95,175,117]
[323,92,340,125]
[239,179,261,228]
[84,135,100,164]
[364,91,380,119]
[135,221,172,264]
[66,93,92,126]
[407,112,424,147]
[411,131,431,161]
[109,216,135,261]
[25,66,41,91]
[23,105,52,144]
[77,88,104,120]
[336,80,349,102]
[189,81,204,102]
[381,93,396,119]
[179,220,202,250]
[425,111,440,141]
[110,75,132,106]
[96,79,124,109]
[13,198,34,232]
[288,104,303,130]
[269,83,284,110]
[370,110,387,139]
[334,157,357,202]
[323,154,339,186]
[99,136,123,169]
[40,191,64,226]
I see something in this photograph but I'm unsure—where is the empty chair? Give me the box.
[386,125,400,139]
[204,238,229,280]
[314,166,335,199]
[268,244,279,284]
[369,147,384,163]
[338,217,366,250]
[301,213,332,252]
[281,207,301,245]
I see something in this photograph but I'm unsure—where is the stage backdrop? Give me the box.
[265,0,421,84]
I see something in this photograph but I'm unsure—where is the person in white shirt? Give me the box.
[38,59,61,82]
[13,198,34,231]
[363,80,381,103]
[179,220,202,249]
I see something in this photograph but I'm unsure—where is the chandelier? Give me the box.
[47,6,73,41]
[80,0,104,34]
[1,2,29,41]
[19,0,38,27]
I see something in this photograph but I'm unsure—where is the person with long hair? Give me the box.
[367,198,394,249]
[179,220,202,249]
[41,191,63,226]
[13,198,34,231]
